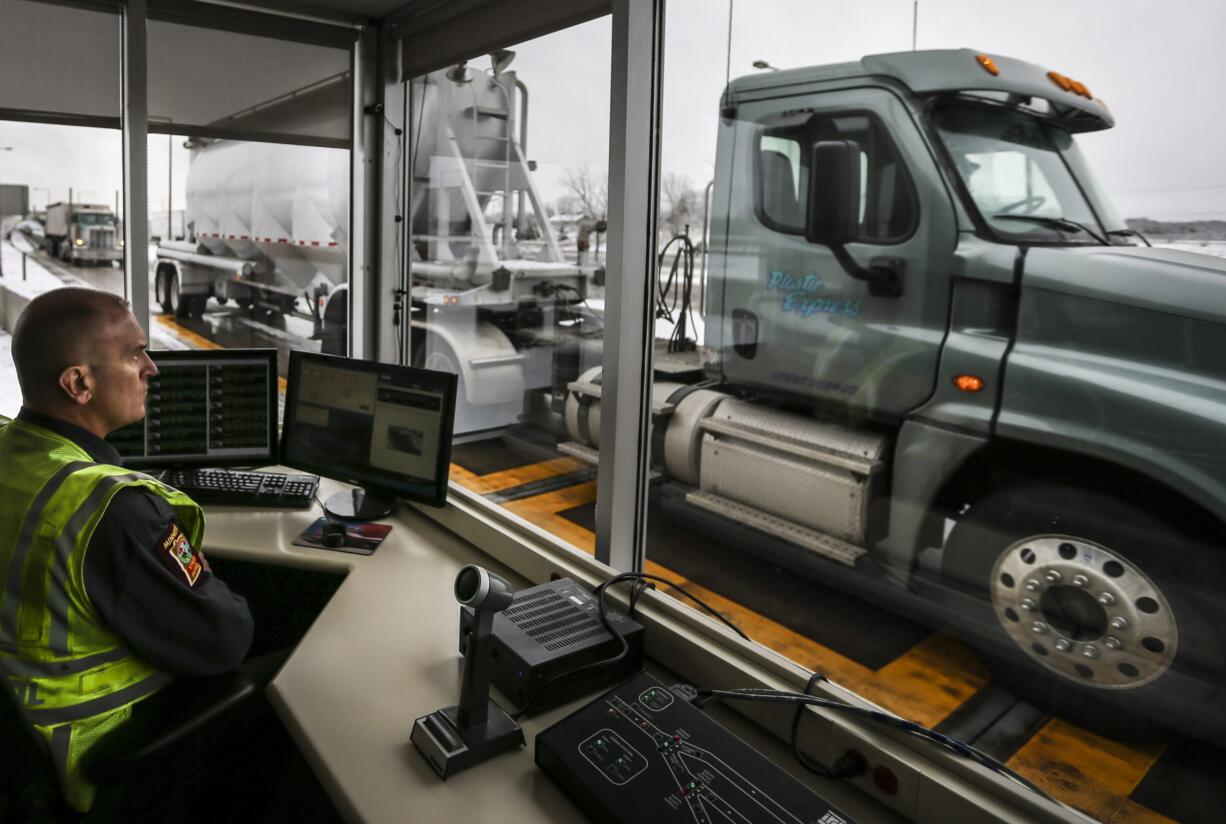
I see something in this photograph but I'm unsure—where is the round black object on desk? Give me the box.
[321,521,347,548]
[323,488,395,520]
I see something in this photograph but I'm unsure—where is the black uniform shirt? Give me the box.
[15,408,253,676]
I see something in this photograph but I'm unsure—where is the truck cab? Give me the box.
[43,202,123,266]
[689,49,1226,736]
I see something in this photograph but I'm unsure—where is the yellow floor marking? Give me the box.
[452,457,588,495]
[154,314,220,350]
[1008,719,1171,823]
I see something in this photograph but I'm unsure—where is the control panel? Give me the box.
[536,671,853,824]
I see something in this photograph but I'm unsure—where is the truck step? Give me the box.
[685,490,866,567]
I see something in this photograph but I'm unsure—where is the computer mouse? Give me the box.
[322,521,347,548]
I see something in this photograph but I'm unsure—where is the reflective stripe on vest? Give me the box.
[0,418,205,811]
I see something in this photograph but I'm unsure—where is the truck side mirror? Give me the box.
[805,139,904,298]
[805,140,861,247]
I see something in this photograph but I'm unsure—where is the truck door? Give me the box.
[709,87,956,420]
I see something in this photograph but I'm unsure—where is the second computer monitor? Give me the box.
[280,351,458,518]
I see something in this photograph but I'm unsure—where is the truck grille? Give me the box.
[88,228,115,248]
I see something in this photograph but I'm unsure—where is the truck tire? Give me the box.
[168,273,191,319]
[942,485,1225,739]
[156,269,174,314]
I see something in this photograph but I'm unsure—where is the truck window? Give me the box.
[754,111,916,243]
[933,103,1112,243]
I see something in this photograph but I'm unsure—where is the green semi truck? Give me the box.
[563,48,1226,739]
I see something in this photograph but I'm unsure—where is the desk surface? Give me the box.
[201,481,904,824]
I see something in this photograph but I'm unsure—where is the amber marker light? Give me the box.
[954,374,985,392]
[976,54,1000,76]
[1048,71,1074,92]
[1069,79,1092,99]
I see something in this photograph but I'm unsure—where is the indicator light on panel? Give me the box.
[954,374,985,392]
[975,54,1000,76]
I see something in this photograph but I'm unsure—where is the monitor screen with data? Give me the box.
[280,352,457,507]
[107,349,278,468]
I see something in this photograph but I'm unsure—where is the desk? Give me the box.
[201,480,904,824]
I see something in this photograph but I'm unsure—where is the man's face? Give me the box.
[90,311,158,433]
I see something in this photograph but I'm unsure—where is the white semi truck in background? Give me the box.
[43,202,123,266]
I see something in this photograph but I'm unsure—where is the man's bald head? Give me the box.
[13,288,134,406]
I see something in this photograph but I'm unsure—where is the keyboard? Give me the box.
[160,468,319,508]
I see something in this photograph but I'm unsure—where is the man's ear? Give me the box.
[58,365,94,406]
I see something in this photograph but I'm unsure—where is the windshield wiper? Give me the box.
[1106,228,1152,247]
[991,214,1109,245]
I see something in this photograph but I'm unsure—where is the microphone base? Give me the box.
[411,701,524,780]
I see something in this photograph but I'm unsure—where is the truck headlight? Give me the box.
[119,240,125,247]
[74,238,84,246]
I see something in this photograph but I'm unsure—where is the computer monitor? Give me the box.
[280,351,458,519]
[108,349,279,469]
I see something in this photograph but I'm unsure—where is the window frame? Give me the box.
[751,107,921,246]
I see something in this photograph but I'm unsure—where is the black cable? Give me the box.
[695,687,1052,800]
[655,233,697,353]
[511,572,750,720]
[613,572,749,641]
[787,670,849,780]
[550,282,604,337]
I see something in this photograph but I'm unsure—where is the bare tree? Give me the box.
[660,172,700,239]
[560,164,608,220]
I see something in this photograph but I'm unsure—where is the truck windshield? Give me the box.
[77,213,114,226]
[933,103,1129,245]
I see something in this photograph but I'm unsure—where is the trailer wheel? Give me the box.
[942,485,1225,739]
[156,268,174,314]
[168,272,186,317]
[411,331,464,400]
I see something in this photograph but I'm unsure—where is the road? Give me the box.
[26,247,321,379]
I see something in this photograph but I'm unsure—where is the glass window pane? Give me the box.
[146,134,350,377]
[1,121,125,303]
[407,19,611,561]
[646,1,1226,821]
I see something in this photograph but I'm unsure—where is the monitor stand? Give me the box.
[323,488,396,521]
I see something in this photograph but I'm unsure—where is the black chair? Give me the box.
[2,669,258,822]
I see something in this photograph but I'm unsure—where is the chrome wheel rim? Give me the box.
[990,535,1178,689]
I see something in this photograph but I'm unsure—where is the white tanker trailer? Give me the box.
[153,139,350,350]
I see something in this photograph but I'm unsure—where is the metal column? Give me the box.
[350,24,377,360]
[121,0,149,332]
[595,0,665,572]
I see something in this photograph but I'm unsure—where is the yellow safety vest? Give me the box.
[0,417,204,811]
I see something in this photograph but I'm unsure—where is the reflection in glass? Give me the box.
[409,20,611,561]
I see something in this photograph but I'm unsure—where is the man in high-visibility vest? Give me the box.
[0,287,254,813]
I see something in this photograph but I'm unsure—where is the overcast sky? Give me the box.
[2,0,1224,222]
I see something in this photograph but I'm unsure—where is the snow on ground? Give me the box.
[0,330,18,418]
[1155,240,1226,258]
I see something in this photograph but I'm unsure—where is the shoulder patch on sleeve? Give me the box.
[155,522,204,587]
